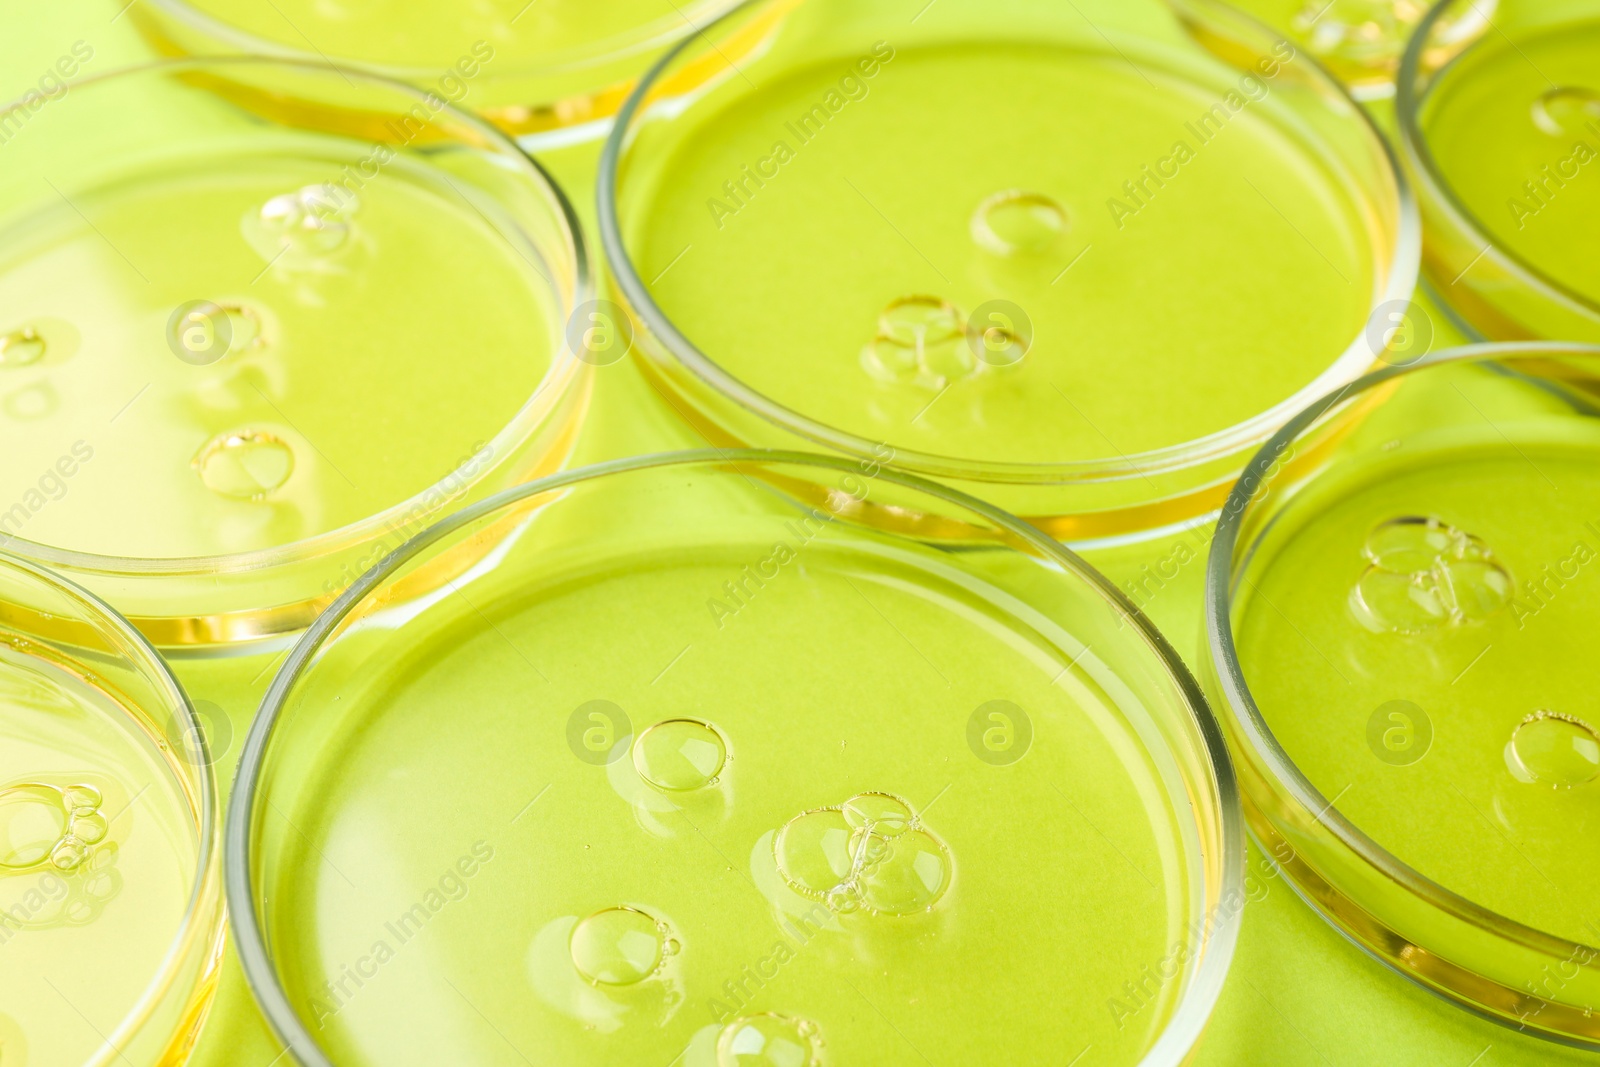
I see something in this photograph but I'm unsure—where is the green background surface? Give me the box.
[3,1,1595,1063]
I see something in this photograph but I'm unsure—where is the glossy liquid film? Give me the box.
[264,540,1190,1065]
[0,641,197,1066]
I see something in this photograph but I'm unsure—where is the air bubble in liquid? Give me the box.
[1506,711,1600,788]
[774,791,951,917]
[192,430,295,501]
[1350,516,1511,633]
[1532,87,1600,137]
[0,327,45,368]
[970,190,1067,256]
[568,906,675,986]
[632,719,728,792]
[716,1012,825,1067]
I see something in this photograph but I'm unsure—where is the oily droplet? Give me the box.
[1506,711,1600,788]
[970,190,1067,256]
[0,327,46,368]
[878,296,965,350]
[192,430,295,500]
[716,1012,825,1067]
[568,906,673,986]
[632,719,728,792]
[859,335,921,385]
[1532,86,1600,137]
[1351,516,1511,633]
[775,791,951,917]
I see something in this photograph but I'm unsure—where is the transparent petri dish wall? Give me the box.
[1397,0,1600,343]
[0,58,587,648]
[131,0,787,144]
[229,451,1242,1066]
[601,0,1417,548]
[1206,343,1600,1045]
[0,552,223,1065]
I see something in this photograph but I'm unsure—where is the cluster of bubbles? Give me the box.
[1532,86,1600,137]
[1349,516,1512,634]
[567,905,681,987]
[1505,711,1600,788]
[1291,0,1430,67]
[773,791,952,916]
[0,782,108,874]
[859,189,1058,391]
[715,1012,825,1067]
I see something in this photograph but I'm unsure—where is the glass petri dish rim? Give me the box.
[139,0,749,83]
[225,446,1244,1067]
[0,546,224,1065]
[1395,0,1600,332]
[1204,343,1600,986]
[596,0,1421,488]
[0,54,591,581]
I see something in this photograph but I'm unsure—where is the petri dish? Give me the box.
[1222,0,1497,99]
[228,450,1241,1066]
[1205,342,1600,1044]
[130,0,784,145]
[1397,0,1600,343]
[0,58,587,647]
[599,0,1418,548]
[0,551,223,1065]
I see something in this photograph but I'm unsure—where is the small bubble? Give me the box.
[192,430,295,501]
[1506,711,1600,788]
[1532,87,1600,137]
[879,296,965,350]
[245,184,360,267]
[167,300,264,366]
[568,906,672,986]
[967,300,1033,370]
[970,190,1067,256]
[0,327,45,368]
[632,719,728,792]
[716,1012,825,1067]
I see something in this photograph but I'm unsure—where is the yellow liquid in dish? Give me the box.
[0,642,199,1066]
[627,39,1378,465]
[262,539,1197,1064]
[0,148,553,560]
[1237,429,1600,944]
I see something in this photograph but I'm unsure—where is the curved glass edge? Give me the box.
[0,56,592,646]
[0,548,226,1066]
[224,448,1244,1067]
[597,0,1418,496]
[1395,0,1600,343]
[1203,342,1600,1046]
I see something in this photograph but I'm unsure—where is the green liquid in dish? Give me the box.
[264,539,1194,1065]
[0,149,551,560]
[628,39,1378,465]
[1236,429,1600,944]
[1421,18,1600,307]
[177,0,722,69]
[0,642,198,1067]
